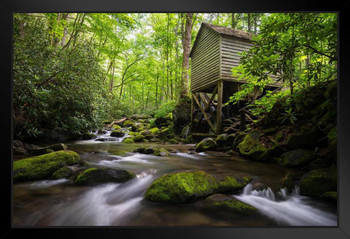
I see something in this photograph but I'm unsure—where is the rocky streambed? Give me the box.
[12,127,337,226]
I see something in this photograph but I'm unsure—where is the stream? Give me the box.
[13,129,337,227]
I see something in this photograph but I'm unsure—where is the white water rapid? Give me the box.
[235,183,337,226]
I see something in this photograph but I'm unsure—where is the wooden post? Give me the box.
[216,80,223,134]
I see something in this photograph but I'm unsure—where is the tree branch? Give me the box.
[303,44,336,61]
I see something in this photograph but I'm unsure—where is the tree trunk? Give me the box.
[180,13,192,98]
[231,13,236,28]
[247,13,251,32]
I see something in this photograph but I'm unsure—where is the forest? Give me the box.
[12,13,338,227]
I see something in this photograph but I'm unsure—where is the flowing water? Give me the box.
[13,130,337,227]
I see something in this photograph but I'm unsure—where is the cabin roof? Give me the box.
[190,22,255,57]
[202,22,255,40]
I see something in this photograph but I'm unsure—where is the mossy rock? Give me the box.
[195,138,217,152]
[132,134,145,142]
[123,138,134,144]
[150,127,160,135]
[13,150,81,182]
[112,124,121,130]
[158,124,175,139]
[81,132,97,140]
[320,191,337,202]
[215,175,252,194]
[123,120,135,127]
[153,148,169,156]
[144,170,251,204]
[154,114,172,127]
[277,149,315,168]
[74,166,135,186]
[110,129,125,137]
[204,194,257,215]
[144,170,218,203]
[286,126,323,150]
[51,166,74,179]
[131,123,144,132]
[215,134,229,146]
[134,147,155,154]
[232,132,247,149]
[299,168,337,197]
[237,133,268,161]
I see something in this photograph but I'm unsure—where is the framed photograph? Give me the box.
[3,0,350,238]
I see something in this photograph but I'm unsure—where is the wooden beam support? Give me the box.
[199,93,209,109]
[192,93,216,133]
[216,80,223,134]
[204,85,218,112]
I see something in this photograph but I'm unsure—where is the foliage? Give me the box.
[279,108,299,125]
[229,13,337,117]
[154,100,176,118]
[13,13,336,140]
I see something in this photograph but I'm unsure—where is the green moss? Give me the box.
[51,166,73,179]
[144,171,251,204]
[123,138,134,144]
[286,126,322,150]
[145,170,218,203]
[300,168,337,197]
[212,199,257,214]
[110,129,125,137]
[123,120,135,127]
[215,134,229,146]
[195,138,217,152]
[132,134,145,142]
[75,167,98,184]
[74,166,135,186]
[13,150,81,182]
[215,176,252,194]
[277,149,314,167]
[153,148,169,156]
[150,127,160,135]
[113,124,121,130]
[237,134,268,161]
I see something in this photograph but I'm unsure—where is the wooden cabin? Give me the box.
[190,23,281,136]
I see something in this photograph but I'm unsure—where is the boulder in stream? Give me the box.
[13,150,82,182]
[195,138,217,152]
[203,194,257,215]
[299,167,337,197]
[74,166,135,186]
[144,170,251,203]
[110,129,125,137]
[277,149,315,167]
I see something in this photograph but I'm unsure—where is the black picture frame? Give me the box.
[2,0,350,238]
